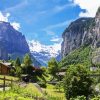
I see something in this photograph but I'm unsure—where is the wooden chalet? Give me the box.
[57,67,66,76]
[0,62,13,75]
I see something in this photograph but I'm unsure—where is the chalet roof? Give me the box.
[0,62,12,68]
[90,66,98,71]
[56,72,66,76]
[3,62,12,66]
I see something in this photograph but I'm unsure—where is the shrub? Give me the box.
[55,81,63,92]
[64,64,93,100]
[38,81,47,88]
[91,96,100,100]
[9,69,15,76]
[71,96,86,100]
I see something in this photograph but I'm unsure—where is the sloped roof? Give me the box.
[56,72,66,76]
[0,62,12,68]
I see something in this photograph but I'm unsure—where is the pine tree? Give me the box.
[14,57,21,67]
[14,57,22,77]
[23,54,32,66]
[23,53,33,75]
[48,58,59,78]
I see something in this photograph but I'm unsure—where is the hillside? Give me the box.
[61,7,100,67]
[0,21,41,67]
[0,21,29,60]
[60,45,92,67]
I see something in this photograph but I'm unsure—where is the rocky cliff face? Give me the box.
[61,7,100,62]
[61,17,93,57]
[61,7,100,64]
[0,21,41,67]
[0,21,30,60]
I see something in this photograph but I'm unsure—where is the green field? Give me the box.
[0,75,19,85]
[43,84,66,100]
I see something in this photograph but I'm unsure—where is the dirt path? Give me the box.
[33,83,43,93]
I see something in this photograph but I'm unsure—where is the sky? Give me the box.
[0,0,100,51]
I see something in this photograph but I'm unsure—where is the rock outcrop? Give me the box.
[0,21,30,60]
[0,21,29,60]
[61,7,100,64]
[0,21,41,67]
[61,17,93,57]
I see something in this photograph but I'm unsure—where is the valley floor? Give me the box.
[0,75,66,100]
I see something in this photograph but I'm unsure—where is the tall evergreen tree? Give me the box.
[14,57,22,77]
[23,54,32,66]
[14,57,21,67]
[23,54,33,75]
[48,58,59,78]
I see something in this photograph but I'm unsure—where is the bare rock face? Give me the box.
[93,7,100,48]
[61,17,93,57]
[0,21,30,60]
[61,7,100,64]
[0,47,8,60]
[91,7,100,64]
[92,48,100,64]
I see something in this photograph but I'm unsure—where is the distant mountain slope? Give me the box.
[0,21,29,60]
[0,21,41,67]
[61,7,100,66]
[60,45,92,68]
[61,17,93,57]
[28,40,61,66]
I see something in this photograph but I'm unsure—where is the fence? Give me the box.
[0,76,13,91]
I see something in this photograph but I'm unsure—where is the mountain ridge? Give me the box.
[0,21,41,67]
[28,40,61,66]
[61,7,100,65]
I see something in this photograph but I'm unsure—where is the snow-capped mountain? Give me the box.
[28,40,61,66]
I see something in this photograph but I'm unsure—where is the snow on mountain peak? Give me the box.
[28,40,61,57]
[28,40,61,66]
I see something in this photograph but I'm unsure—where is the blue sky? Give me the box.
[0,0,100,46]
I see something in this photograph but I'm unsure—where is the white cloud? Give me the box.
[11,22,20,30]
[52,3,74,14]
[44,30,55,35]
[33,3,74,20]
[47,20,72,29]
[4,0,28,12]
[50,37,62,43]
[72,0,100,17]
[0,11,20,30]
[0,12,10,22]
[43,19,73,35]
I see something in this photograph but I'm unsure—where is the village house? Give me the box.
[0,62,13,75]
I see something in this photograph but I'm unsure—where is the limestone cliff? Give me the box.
[61,7,100,64]
[0,21,30,60]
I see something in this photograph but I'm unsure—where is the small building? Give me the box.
[90,66,99,71]
[56,67,67,81]
[56,72,66,76]
[0,62,13,75]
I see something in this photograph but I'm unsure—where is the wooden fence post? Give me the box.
[3,76,5,91]
[11,79,13,89]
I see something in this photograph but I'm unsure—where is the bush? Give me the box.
[64,64,93,99]
[9,83,43,99]
[16,67,22,77]
[9,69,15,76]
[38,81,47,88]
[91,96,100,100]
[55,81,63,91]
[71,96,86,100]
